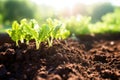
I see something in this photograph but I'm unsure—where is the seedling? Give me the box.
[7,21,21,46]
[7,18,70,49]
[46,18,70,46]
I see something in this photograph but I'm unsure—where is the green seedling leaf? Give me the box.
[7,21,21,46]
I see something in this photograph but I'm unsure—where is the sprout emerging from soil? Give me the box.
[7,18,70,49]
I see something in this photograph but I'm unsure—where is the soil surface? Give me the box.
[0,33,120,80]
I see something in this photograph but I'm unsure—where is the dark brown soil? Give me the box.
[0,33,120,80]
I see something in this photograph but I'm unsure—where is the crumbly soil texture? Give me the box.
[0,33,120,80]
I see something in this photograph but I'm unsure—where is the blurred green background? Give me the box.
[0,0,120,34]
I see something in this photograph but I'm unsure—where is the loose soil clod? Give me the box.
[0,33,120,80]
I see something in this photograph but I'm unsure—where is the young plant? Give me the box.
[22,19,51,49]
[21,19,34,45]
[46,18,70,46]
[7,21,21,46]
[19,19,28,43]
[22,19,39,48]
[7,18,70,49]
[35,24,51,49]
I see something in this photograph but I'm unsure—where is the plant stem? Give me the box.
[35,40,41,49]
[20,39,24,43]
[47,38,53,47]
[16,40,19,46]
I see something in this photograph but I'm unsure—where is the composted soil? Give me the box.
[0,33,120,80]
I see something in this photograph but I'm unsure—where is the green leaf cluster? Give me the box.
[7,18,70,49]
[46,18,70,46]
[64,16,91,35]
[64,9,120,35]
[90,9,120,34]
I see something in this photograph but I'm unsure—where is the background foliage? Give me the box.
[0,0,120,34]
